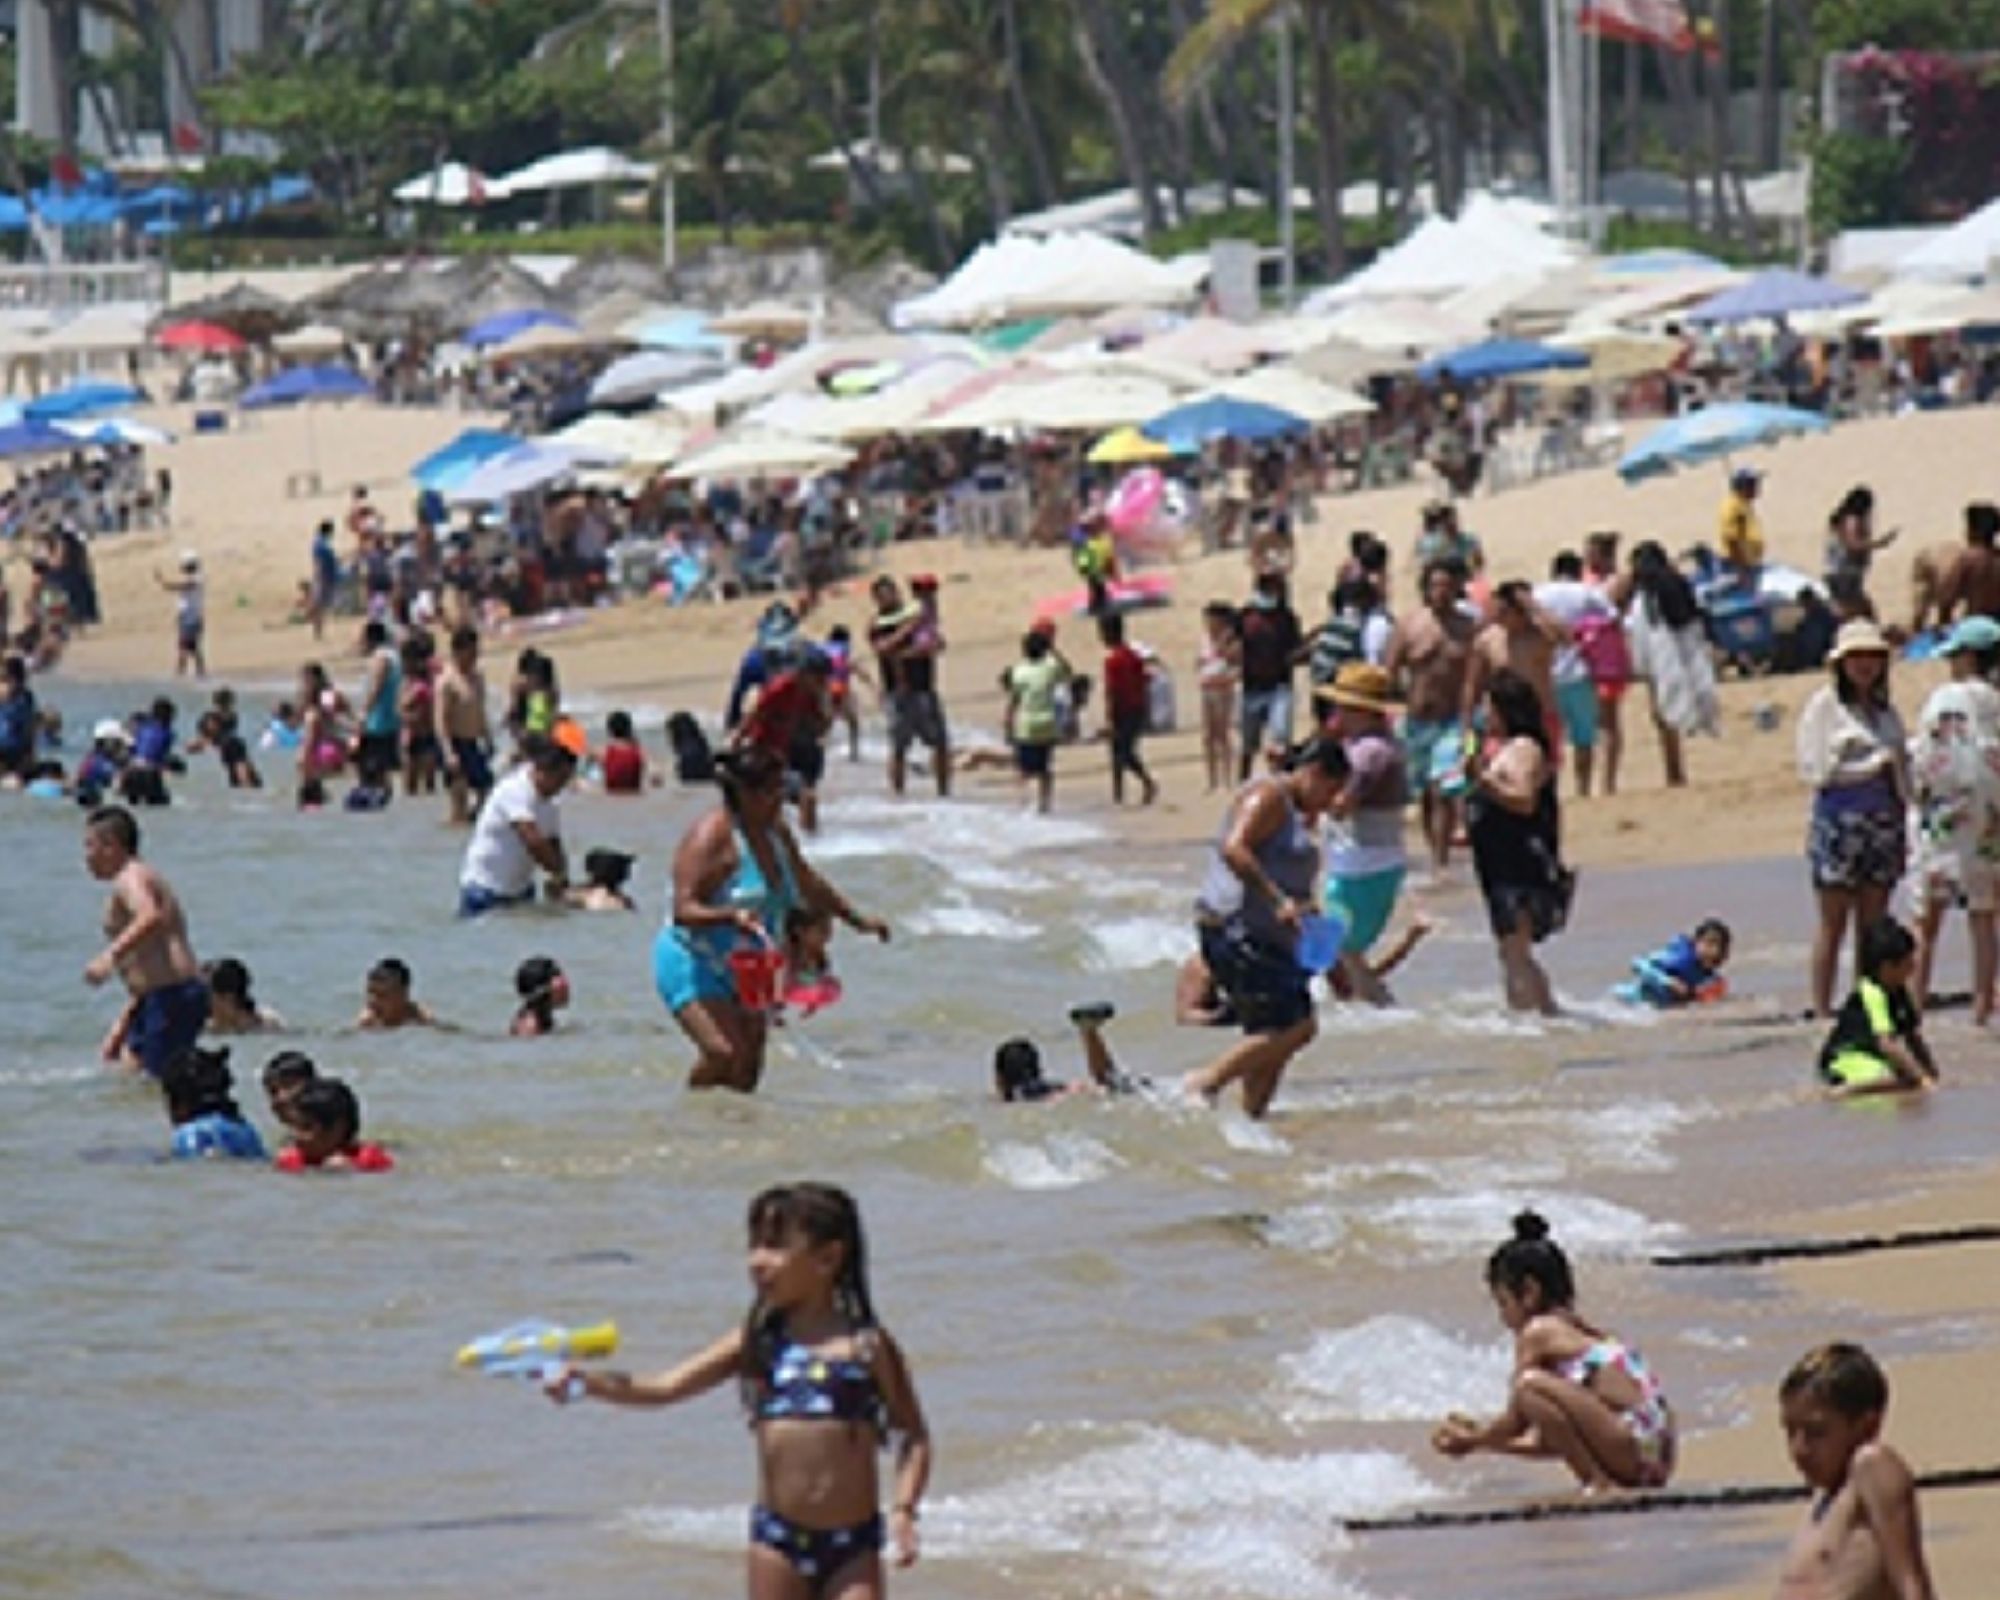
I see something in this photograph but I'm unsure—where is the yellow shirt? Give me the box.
[1718,493,1763,567]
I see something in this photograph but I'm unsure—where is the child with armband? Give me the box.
[161,1044,268,1161]
[511,956,570,1037]
[546,1183,929,1598]
[1818,917,1939,1097]
[262,1050,317,1131]
[274,1077,394,1172]
[1775,1343,1935,1600]
[1616,917,1732,1007]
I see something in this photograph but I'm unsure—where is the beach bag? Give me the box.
[1575,612,1631,687]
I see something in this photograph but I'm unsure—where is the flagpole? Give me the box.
[1546,0,1569,236]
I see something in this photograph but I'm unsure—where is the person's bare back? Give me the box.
[1941,545,2000,622]
[438,661,489,742]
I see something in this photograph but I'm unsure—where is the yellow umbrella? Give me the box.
[1088,425,1174,464]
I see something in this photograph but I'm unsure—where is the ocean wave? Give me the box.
[1274,1314,1511,1425]
[982,1131,1125,1190]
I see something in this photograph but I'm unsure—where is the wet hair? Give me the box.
[261,1050,317,1095]
[1486,667,1548,750]
[368,957,413,992]
[160,1045,245,1127]
[1631,540,1701,631]
[1551,550,1583,581]
[86,804,139,853]
[525,737,578,779]
[1486,1210,1576,1308]
[1858,915,1917,982]
[740,1183,880,1418]
[714,744,785,813]
[291,1077,361,1145]
[206,957,253,1004]
[1780,1343,1889,1419]
[1966,502,1999,548]
[1693,917,1732,952]
[583,848,633,889]
[1098,612,1127,647]
[1283,735,1352,783]
[606,710,634,741]
[994,1037,1050,1101]
[515,955,563,1002]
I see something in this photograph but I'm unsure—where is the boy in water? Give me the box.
[435,624,493,826]
[274,1077,394,1172]
[1619,917,1733,1006]
[161,1045,268,1161]
[511,957,570,1037]
[82,805,207,1076]
[355,958,437,1030]
[1775,1343,1933,1600]
[994,1004,1140,1101]
[262,1050,317,1132]
[204,956,284,1033]
[1818,918,1938,1098]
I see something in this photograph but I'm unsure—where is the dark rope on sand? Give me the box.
[1344,1466,2000,1533]
[1654,1223,2000,1269]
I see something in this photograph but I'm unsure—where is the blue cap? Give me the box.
[1942,615,2000,656]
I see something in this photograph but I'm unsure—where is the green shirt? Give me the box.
[1007,657,1069,745]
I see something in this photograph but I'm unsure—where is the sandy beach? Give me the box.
[25,396,2000,1596]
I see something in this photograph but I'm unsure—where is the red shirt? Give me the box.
[276,1142,395,1173]
[601,739,645,794]
[741,671,822,754]
[1103,644,1150,721]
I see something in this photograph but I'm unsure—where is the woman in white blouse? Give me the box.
[1796,620,1910,1017]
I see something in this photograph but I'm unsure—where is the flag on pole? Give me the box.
[1578,0,1713,55]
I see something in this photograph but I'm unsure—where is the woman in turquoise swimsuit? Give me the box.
[655,746,888,1093]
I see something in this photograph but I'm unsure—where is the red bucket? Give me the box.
[728,945,787,1011]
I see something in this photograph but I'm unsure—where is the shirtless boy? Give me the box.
[1463,580,1563,738]
[1775,1343,1933,1600]
[435,624,493,825]
[1384,559,1477,873]
[82,805,207,1076]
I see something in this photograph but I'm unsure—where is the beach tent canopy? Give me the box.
[447,439,621,505]
[1418,336,1588,382]
[56,416,174,447]
[241,364,371,407]
[0,418,84,458]
[1682,269,1866,325]
[26,380,145,421]
[271,322,349,357]
[1141,394,1308,452]
[668,429,855,480]
[1616,401,1830,484]
[411,428,521,493]
[392,161,491,207]
[547,412,687,465]
[491,145,656,197]
[893,233,1198,328]
[589,349,726,406]
[1088,425,1179,464]
[1204,366,1375,422]
[156,319,246,354]
[710,300,813,341]
[38,304,151,354]
[1305,193,1575,308]
[465,307,578,349]
[1892,196,2000,282]
[1544,329,1684,384]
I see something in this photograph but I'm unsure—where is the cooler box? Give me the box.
[194,410,228,433]
[1706,593,1774,659]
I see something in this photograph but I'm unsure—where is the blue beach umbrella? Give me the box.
[411,427,522,493]
[1140,395,1307,453]
[1616,402,1831,485]
[26,380,145,421]
[464,307,579,349]
[0,418,84,459]
[1682,269,1865,325]
[241,364,372,408]
[1418,337,1588,383]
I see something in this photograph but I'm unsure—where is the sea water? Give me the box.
[7,681,2000,1600]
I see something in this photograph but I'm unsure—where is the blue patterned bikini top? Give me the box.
[756,1323,883,1431]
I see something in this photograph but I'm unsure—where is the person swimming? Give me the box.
[161,1044,268,1161]
[512,956,570,1038]
[1616,917,1732,1006]
[994,1004,1140,1101]
[566,847,638,912]
[355,957,438,1030]
[274,1077,394,1172]
[261,1049,317,1132]
[205,956,284,1033]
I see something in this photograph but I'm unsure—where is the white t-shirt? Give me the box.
[460,766,557,896]
[1534,579,1614,684]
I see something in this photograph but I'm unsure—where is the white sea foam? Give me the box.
[923,1426,1435,1600]
[813,794,1103,868]
[1274,1315,1511,1425]
[983,1131,1125,1190]
[1220,1112,1292,1155]
[905,903,1042,942]
[1368,1188,1672,1255]
[1083,914,1193,972]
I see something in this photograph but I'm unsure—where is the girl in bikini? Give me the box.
[548,1183,931,1599]
[1432,1210,1676,1491]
